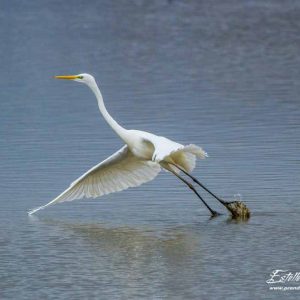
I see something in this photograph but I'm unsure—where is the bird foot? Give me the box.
[210,210,222,218]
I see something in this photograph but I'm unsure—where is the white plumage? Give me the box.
[28,145,161,215]
[28,74,207,215]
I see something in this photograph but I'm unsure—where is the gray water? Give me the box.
[1,1,300,299]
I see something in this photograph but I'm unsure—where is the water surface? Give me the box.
[0,1,300,299]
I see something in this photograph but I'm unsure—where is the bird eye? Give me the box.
[78,76,84,79]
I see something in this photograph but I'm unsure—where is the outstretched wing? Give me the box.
[28,145,161,215]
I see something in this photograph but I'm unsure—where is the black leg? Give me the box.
[166,166,220,217]
[168,162,251,219]
[169,162,227,205]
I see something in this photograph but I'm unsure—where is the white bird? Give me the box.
[28,73,239,217]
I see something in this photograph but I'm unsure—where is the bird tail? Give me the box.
[183,144,208,159]
[165,144,208,173]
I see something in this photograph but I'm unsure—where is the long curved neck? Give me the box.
[89,81,128,142]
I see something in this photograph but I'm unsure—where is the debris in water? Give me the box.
[225,200,251,219]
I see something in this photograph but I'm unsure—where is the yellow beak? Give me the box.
[54,75,79,80]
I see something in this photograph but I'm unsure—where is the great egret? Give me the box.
[28,73,249,217]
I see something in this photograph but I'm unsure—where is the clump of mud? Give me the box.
[225,201,251,219]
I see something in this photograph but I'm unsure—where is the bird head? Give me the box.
[55,73,95,86]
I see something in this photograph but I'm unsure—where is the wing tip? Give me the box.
[27,205,45,215]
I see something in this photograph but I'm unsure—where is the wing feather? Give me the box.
[28,145,161,215]
[146,134,207,173]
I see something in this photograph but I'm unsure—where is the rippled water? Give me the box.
[1,1,300,299]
